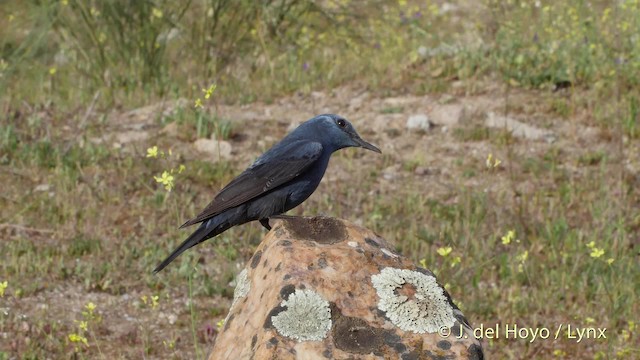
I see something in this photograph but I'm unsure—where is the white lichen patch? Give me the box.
[347,241,359,248]
[371,267,455,333]
[231,269,250,306]
[271,289,332,341]
[380,248,399,258]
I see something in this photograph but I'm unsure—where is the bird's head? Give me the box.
[302,114,381,154]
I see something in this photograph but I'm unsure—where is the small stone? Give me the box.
[429,104,467,126]
[406,115,432,131]
[161,122,179,137]
[115,130,149,144]
[34,184,50,192]
[193,139,232,160]
[414,167,430,176]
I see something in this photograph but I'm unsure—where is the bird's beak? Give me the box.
[353,136,382,153]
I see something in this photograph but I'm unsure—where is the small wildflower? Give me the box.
[178,164,186,174]
[77,320,88,331]
[163,340,175,349]
[501,230,516,245]
[141,295,148,305]
[216,319,225,330]
[90,7,100,16]
[586,241,596,249]
[8,14,15,22]
[517,250,528,262]
[202,84,217,99]
[49,67,57,76]
[82,302,97,319]
[146,146,159,158]
[516,250,528,272]
[98,32,107,43]
[68,333,89,346]
[450,256,461,268]
[0,281,7,297]
[419,258,427,268]
[553,349,566,357]
[62,0,68,5]
[154,171,175,191]
[151,295,159,310]
[437,246,452,257]
[606,258,614,265]
[194,98,203,108]
[590,248,604,258]
[486,153,501,168]
[585,317,595,324]
[151,8,163,19]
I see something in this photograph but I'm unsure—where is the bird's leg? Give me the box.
[259,218,272,231]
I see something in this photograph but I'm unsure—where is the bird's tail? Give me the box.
[153,219,232,274]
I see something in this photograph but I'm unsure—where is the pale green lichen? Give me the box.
[231,269,250,307]
[371,267,454,333]
[271,289,331,341]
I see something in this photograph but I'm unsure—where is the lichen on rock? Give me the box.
[271,289,332,341]
[371,267,455,333]
[231,269,250,307]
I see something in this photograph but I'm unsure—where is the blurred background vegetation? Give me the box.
[1,0,639,359]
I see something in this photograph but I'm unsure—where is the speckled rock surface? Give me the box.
[209,216,483,360]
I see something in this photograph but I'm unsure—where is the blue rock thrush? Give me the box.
[153,114,381,273]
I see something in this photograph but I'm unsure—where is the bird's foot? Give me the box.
[259,218,272,231]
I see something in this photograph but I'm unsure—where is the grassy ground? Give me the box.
[1,0,639,359]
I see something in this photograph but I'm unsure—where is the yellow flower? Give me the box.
[85,302,96,313]
[141,295,148,305]
[68,333,89,346]
[151,295,159,310]
[78,321,88,331]
[178,164,186,174]
[146,146,158,158]
[553,349,566,357]
[152,8,163,19]
[49,67,57,76]
[194,98,203,108]
[517,250,528,262]
[590,248,604,258]
[202,84,217,99]
[586,241,596,249]
[437,246,452,257]
[154,171,175,191]
[450,256,461,268]
[606,258,614,265]
[8,14,15,22]
[501,230,515,245]
[585,317,595,324]
[0,281,7,297]
[216,319,225,330]
[419,258,427,268]
[486,153,501,168]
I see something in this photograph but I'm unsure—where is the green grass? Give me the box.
[1,0,639,359]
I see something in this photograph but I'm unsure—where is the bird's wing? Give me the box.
[180,140,323,228]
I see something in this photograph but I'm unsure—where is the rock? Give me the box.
[406,114,432,131]
[161,122,179,137]
[485,112,556,143]
[34,184,50,192]
[193,139,232,160]
[115,130,149,144]
[208,217,482,360]
[429,104,467,127]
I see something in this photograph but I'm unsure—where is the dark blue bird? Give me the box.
[153,114,381,273]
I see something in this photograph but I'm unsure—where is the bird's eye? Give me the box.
[336,119,346,128]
